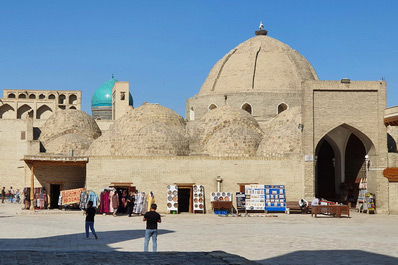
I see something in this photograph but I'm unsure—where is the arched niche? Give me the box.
[58,94,66,104]
[48,94,55,100]
[39,94,45,99]
[387,133,397,152]
[17,104,33,119]
[189,107,195,121]
[0,104,15,119]
[208,104,218,111]
[277,103,288,114]
[29,94,36,99]
[69,94,77,104]
[8,93,16,99]
[69,106,77,110]
[36,105,53,119]
[18,94,26,99]
[241,103,252,114]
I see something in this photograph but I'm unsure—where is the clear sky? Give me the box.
[1,0,397,117]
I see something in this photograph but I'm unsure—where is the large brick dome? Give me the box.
[39,109,101,155]
[199,35,318,95]
[88,103,188,156]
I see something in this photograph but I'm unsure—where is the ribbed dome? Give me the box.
[199,35,318,95]
[205,125,262,157]
[88,103,188,156]
[200,105,263,144]
[39,109,101,155]
[91,77,133,107]
[257,106,302,156]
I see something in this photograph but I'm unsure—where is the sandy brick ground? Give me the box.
[0,203,397,264]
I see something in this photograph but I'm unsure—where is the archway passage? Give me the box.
[315,125,371,203]
[316,139,335,200]
[344,134,366,204]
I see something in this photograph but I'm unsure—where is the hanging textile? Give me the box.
[80,191,89,210]
[100,190,110,213]
[88,191,99,207]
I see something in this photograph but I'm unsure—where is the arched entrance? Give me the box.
[315,124,373,203]
[315,139,335,200]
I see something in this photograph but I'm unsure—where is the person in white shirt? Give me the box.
[311,197,320,206]
[299,198,309,214]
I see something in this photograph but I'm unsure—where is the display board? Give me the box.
[210,192,233,202]
[245,185,286,212]
[236,192,246,211]
[193,185,205,213]
[167,185,178,212]
[265,185,286,212]
[245,185,265,210]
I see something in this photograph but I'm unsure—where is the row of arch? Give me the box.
[0,103,77,119]
[7,93,78,105]
[207,102,289,115]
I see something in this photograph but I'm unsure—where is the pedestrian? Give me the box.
[15,189,21,204]
[126,191,135,217]
[112,191,119,217]
[1,187,5,203]
[299,198,308,214]
[85,201,98,239]
[143,203,161,252]
[9,186,14,203]
[311,197,320,206]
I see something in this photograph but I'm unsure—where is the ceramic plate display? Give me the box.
[167,185,178,211]
[193,184,205,211]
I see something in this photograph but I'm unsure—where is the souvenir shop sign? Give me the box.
[61,188,85,205]
[383,168,398,182]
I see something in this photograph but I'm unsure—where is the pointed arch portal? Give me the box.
[315,124,373,202]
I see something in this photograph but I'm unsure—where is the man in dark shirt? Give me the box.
[85,201,98,239]
[143,203,161,252]
[1,187,5,203]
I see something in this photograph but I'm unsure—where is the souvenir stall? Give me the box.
[167,184,203,214]
[210,192,233,214]
[133,192,148,215]
[193,185,205,214]
[99,188,113,214]
[245,185,286,213]
[23,187,48,210]
[167,185,178,214]
[58,188,85,209]
[235,192,246,213]
[79,190,99,210]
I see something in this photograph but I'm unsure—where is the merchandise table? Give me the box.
[211,201,233,214]
[311,205,350,218]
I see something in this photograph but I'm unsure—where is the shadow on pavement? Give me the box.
[0,229,174,251]
[257,250,398,265]
[0,250,255,264]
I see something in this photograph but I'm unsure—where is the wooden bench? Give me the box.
[311,205,350,218]
[285,201,311,214]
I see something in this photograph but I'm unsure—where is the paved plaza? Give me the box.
[0,203,397,264]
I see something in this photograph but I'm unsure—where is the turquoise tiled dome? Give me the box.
[91,77,133,107]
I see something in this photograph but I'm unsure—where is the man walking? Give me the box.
[143,203,161,252]
[85,201,98,239]
[1,187,5,203]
